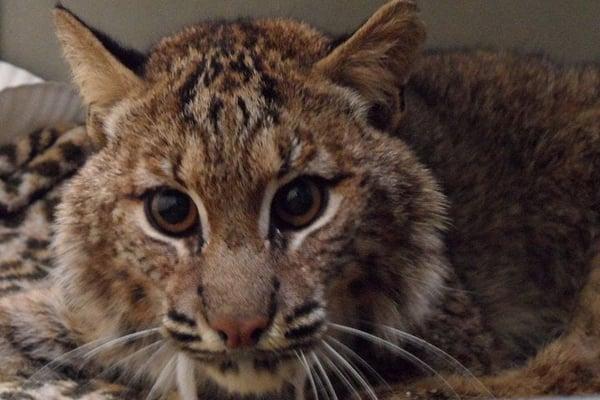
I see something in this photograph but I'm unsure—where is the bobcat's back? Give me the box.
[403,50,600,364]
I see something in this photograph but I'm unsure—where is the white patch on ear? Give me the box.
[289,192,343,252]
[102,98,134,139]
[330,85,370,123]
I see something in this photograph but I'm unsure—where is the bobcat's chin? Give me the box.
[200,354,302,395]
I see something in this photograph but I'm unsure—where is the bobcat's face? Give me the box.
[54,2,448,396]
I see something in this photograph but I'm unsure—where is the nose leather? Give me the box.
[209,316,269,348]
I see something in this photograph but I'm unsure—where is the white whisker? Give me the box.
[330,323,461,400]
[311,352,338,400]
[317,348,362,400]
[326,336,390,392]
[374,323,493,398]
[80,328,161,364]
[27,327,160,383]
[297,350,319,400]
[321,341,378,400]
[98,340,163,381]
[309,351,330,400]
[133,342,171,383]
[146,355,177,400]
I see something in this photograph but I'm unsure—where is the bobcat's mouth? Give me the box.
[193,351,303,395]
[180,342,316,364]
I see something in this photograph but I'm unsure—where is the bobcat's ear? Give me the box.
[315,1,425,131]
[53,6,145,108]
[54,6,146,145]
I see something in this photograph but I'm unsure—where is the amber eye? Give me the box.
[144,188,199,237]
[272,176,326,230]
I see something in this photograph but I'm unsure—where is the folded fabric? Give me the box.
[0,61,84,144]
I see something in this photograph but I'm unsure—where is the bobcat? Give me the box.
[0,1,599,399]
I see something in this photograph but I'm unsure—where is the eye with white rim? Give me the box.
[143,187,201,237]
[270,176,329,231]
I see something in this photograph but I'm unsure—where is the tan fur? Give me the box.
[315,0,425,130]
[0,1,599,399]
[54,9,144,108]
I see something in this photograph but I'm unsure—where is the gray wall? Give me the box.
[1,1,599,82]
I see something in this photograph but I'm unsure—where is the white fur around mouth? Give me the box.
[202,357,301,395]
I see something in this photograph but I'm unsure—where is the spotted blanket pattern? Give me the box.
[0,125,137,399]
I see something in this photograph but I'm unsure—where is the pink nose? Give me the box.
[209,316,269,349]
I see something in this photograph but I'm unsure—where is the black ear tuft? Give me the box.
[54,4,147,75]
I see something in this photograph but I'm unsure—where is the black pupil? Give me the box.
[281,180,313,216]
[156,190,191,224]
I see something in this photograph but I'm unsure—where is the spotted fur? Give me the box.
[0,1,599,400]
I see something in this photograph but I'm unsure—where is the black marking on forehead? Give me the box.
[261,74,281,105]
[230,53,254,82]
[208,97,224,134]
[203,58,224,87]
[237,21,261,48]
[180,59,207,125]
[237,96,250,127]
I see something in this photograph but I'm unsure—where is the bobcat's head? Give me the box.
[53,1,447,396]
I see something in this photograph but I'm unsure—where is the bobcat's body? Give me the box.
[0,2,599,399]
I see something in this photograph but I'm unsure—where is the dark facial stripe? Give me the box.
[167,310,197,327]
[167,329,202,343]
[284,320,324,340]
[285,301,322,324]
